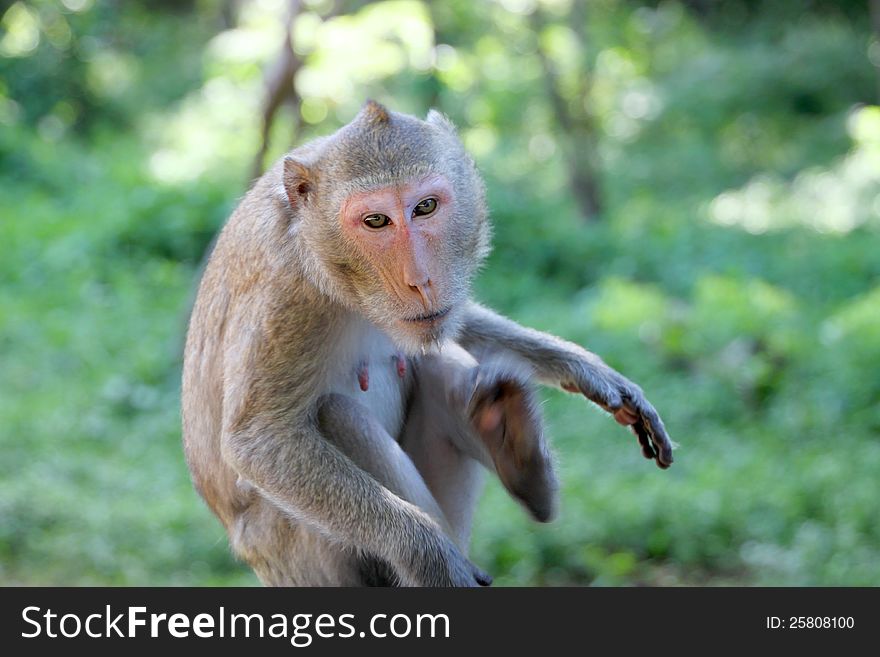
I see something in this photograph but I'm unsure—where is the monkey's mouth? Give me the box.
[403,307,451,324]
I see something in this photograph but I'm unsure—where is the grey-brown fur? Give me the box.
[182,101,673,587]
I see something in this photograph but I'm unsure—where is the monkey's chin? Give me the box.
[389,310,459,356]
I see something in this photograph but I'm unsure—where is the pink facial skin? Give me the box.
[339,174,455,323]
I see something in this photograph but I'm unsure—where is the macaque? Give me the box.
[182,101,673,586]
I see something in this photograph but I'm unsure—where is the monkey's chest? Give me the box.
[325,325,409,441]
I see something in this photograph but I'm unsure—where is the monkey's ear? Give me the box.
[426,109,457,135]
[283,156,313,209]
[357,99,391,126]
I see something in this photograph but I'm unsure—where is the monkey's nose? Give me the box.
[409,281,433,310]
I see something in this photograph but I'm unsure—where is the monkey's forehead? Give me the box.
[328,148,448,180]
[338,166,445,194]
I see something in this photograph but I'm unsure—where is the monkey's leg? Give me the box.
[402,343,558,548]
[399,389,485,550]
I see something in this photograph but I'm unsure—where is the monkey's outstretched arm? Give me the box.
[457,302,674,468]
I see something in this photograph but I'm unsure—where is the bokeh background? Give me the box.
[2,0,879,586]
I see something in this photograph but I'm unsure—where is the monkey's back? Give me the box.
[181,174,288,530]
[181,215,247,531]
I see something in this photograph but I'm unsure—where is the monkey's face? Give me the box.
[285,103,490,353]
[335,173,479,352]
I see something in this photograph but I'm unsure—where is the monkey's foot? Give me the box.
[468,362,558,522]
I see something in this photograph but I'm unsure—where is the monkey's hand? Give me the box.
[467,360,558,523]
[561,358,674,469]
[398,532,493,587]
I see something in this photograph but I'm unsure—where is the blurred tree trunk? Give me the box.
[219,0,239,30]
[423,0,447,111]
[250,0,305,181]
[249,0,363,180]
[872,0,880,104]
[531,5,603,221]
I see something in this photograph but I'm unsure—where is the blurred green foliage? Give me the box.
[1,0,878,586]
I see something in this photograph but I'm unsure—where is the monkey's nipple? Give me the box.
[357,361,369,392]
[393,353,407,379]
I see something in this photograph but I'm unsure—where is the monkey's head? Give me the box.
[283,100,491,354]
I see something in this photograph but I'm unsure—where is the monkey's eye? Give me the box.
[412,197,438,217]
[363,214,391,229]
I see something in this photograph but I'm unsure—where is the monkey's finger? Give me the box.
[593,397,636,427]
[597,386,624,412]
[613,407,638,426]
[618,388,674,468]
[634,415,672,469]
[590,392,623,413]
[631,422,657,461]
[636,403,674,468]
[473,566,493,587]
